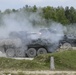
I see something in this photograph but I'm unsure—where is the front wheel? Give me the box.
[37,48,47,55]
[27,48,36,57]
[6,48,15,57]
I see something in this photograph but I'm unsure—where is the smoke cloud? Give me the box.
[0,10,65,48]
[0,9,74,54]
[65,24,76,39]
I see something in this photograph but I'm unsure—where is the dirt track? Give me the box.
[0,71,76,75]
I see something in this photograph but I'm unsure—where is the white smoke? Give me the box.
[39,22,65,52]
[0,12,33,38]
[65,24,76,38]
[40,22,64,44]
[0,8,76,57]
[0,9,66,54]
[0,10,45,38]
[49,23,64,43]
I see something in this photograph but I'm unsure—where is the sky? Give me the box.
[0,0,76,11]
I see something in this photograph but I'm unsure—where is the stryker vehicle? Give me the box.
[0,29,60,58]
[59,34,76,50]
[0,28,74,58]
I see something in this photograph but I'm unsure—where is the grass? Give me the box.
[0,50,76,71]
[52,50,76,70]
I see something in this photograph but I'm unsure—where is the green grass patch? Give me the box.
[0,50,76,70]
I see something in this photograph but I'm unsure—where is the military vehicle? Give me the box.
[0,28,61,58]
[1,28,75,58]
[59,34,76,50]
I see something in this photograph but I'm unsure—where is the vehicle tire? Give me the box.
[37,48,47,55]
[27,48,36,57]
[61,42,72,50]
[16,49,25,57]
[6,48,15,57]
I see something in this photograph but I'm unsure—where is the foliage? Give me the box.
[0,5,76,26]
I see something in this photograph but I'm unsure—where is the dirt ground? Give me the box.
[0,71,76,75]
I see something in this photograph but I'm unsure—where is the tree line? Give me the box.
[0,5,76,26]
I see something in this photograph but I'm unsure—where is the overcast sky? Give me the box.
[0,0,76,11]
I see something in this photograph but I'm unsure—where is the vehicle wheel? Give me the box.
[6,48,15,57]
[16,49,25,57]
[27,48,36,57]
[37,48,47,55]
[61,43,72,50]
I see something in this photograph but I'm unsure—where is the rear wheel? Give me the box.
[37,48,47,55]
[6,48,15,57]
[61,42,72,50]
[27,48,36,57]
